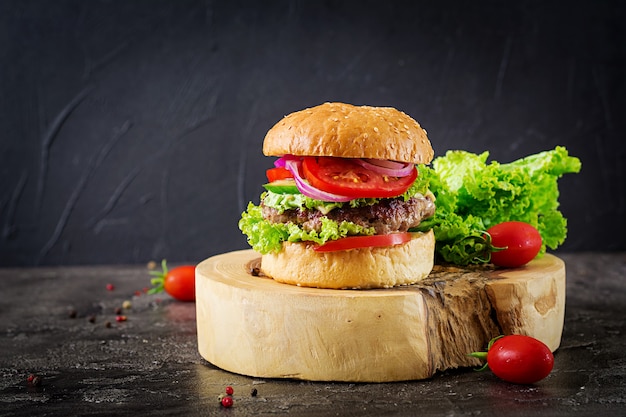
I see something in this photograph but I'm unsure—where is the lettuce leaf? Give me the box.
[238,203,375,254]
[414,146,581,264]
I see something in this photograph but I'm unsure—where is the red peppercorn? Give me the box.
[115,315,127,322]
[27,374,42,386]
[221,396,233,408]
[106,283,115,291]
[225,386,234,395]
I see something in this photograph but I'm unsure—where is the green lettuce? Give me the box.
[414,146,581,265]
[238,203,375,254]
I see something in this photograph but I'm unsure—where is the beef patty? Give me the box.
[261,195,435,235]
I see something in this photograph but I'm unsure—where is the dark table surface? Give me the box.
[1,252,625,417]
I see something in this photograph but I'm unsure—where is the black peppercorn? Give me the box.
[251,388,258,397]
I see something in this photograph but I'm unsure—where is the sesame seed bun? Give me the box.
[263,102,434,164]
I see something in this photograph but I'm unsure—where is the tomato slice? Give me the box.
[302,157,417,199]
[266,167,293,182]
[314,232,413,252]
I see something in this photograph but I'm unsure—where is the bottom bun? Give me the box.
[261,230,435,289]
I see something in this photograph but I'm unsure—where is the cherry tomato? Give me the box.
[148,261,196,302]
[266,167,293,182]
[163,265,196,301]
[487,221,542,267]
[486,335,554,384]
[314,232,413,252]
[301,156,417,199]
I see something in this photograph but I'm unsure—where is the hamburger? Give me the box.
[238,102,436,289]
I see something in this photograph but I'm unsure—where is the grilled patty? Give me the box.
[261,196,435,235]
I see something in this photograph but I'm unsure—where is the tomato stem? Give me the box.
[468,351,488,361]
[444,231,507,266]
[467,335,505,371]
[487,335,505,349]
[147,259,168,294]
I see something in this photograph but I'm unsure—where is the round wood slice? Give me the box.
[196,250,565,382]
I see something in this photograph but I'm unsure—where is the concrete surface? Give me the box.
[1,253,625,416]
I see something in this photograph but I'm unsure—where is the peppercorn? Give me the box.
[114,307,122,315]
[106,283,115,291]
[88,315,96,323]
[251,388,258,397]
[221,396,233,408]
[104,321,112,328]
[122,300,132,309]
[68,309,77,319]
[250,267,261,276]
[27,374,42,387]
[225,386,234,395]
[115,315,127,322]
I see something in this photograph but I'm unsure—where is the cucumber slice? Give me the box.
[263,179,300,194]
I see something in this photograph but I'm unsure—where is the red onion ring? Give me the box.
[284,159,353,202]
[355,158,415,177]
[274,157,287,168]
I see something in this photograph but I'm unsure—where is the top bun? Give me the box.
[263,102,434,164]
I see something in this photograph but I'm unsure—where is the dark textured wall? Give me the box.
[1,0,624,266]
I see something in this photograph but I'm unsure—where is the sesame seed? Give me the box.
[373,127,379,133]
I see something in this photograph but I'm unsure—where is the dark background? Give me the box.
[1,0,624,267]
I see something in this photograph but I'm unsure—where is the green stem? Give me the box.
[147,259,168,294]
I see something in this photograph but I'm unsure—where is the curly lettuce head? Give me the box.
[415,146,581,264]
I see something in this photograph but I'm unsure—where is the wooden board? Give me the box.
[195,250,565,382]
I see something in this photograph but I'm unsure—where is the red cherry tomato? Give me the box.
[487,221,542,267]
[266,167,293,182]
[314,232,413,252]
[486,335,554,384]
[148,261,196,302]
[301,156,417,199]
[163,265,196,301]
